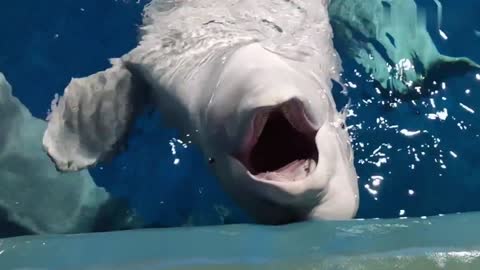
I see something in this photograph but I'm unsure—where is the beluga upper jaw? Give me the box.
[233,98,319,182]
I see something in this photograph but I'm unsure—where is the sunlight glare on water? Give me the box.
[341,37,480,219]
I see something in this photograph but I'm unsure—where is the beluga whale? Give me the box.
[42,0,359,224]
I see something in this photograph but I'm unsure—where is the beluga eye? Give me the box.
[208,157,216,164]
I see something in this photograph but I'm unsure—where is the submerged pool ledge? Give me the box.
[1,212,480,270]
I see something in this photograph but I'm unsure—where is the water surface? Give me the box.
[0,0,479,228]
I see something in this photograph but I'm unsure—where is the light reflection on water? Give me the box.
[341,57,480,218]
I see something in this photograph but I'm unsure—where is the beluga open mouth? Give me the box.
[234,99,319,182]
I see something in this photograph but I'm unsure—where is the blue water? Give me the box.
[0,0,479,227]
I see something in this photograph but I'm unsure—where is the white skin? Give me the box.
[43,0,359,224]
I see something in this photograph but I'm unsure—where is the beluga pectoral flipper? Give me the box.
[43,60,150,172]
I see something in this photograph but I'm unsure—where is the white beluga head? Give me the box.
[199,43,358,223]
[42,0,359,225]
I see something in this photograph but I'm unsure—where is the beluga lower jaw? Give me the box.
[233,99,319,182]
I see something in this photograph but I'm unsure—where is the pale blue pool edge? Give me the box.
[1,212,480,269]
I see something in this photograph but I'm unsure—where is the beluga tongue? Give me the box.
[256,159,317,182]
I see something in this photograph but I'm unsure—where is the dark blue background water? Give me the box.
[0,0,479,227]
